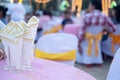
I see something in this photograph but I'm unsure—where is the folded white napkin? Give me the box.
[23,16,39,43]
[9,22,24,69]
[22,16,39,69]
[0,21,24,45]
[28,16,39,28]
[0,21,24,70]
[19,21,30,35]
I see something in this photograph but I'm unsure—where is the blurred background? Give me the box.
[0,0,119,15]
[0,0,120,80]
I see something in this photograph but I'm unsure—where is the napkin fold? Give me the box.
[0,21,24,69]
[22,16,39,68]
[23,16,39,43]
[0,21,24,44]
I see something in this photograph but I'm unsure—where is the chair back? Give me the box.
[101,24,120,57]
[63,24,80,37]
[36,33,78,53]
[36,33,78,65]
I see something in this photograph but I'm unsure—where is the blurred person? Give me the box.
[115,5,120,23]
[34,12,40,43]
[38,10,52,29]
[102,7,117,42]
[33,10,41,19]
[35,12,40,19]
[101,5,120,58]
[80,9,89,16]
[102,6,118,41]
[111,7,118,24]
[77,0,116,67]
[35,10,52,43]
[108,9,112,18]
[25,13,32,23]
[62,11,73,28]
[108,8,118,25]
[7,0,26,22]
[0,6,8,24]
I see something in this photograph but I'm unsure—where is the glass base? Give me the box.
[4,65,10,70]
[22,65,32,71]
[9,66,22,72]
[9,69,22,73]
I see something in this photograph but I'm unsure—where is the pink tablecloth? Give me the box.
[0,58,96,80]
[63,24,80,37]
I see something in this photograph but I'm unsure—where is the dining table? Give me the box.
[0,58,96,80]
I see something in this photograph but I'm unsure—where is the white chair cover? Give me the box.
[42,21,55,33]
[36,33,78,66]
[77,26,103,64]
[42,18,62,35]
[107,48,120,80]
[52,16,63,24]
[101,24,120,57]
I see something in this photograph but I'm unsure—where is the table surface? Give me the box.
[0,58,96,80]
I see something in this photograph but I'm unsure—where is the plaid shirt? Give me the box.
[79,10,116,40]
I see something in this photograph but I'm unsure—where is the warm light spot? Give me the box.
[72,0,82,17]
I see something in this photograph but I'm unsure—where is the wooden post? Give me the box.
[72,0,82,17]
[43,3,46,9]
[72,0,75,12]
[35,0,50,10]
[102,0,112,16]
[77,0,82,17]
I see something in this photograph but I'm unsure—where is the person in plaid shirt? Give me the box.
[76,0,116,67]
